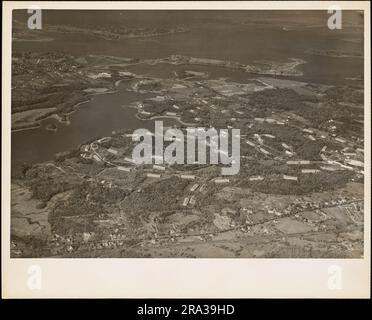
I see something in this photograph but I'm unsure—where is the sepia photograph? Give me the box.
[2,1,370,299]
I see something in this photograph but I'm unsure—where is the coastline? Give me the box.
[11,54,306,134]
[137,114,198,127]
[125,102,198,127]
[11,88,118,133]
[155,56,306,77]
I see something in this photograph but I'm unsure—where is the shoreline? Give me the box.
[155,56,306,77]
[51,27,188,41]
[11,54,306,134]
[11,88,119,134]
[126,103,198,127]
[137,114,198,127]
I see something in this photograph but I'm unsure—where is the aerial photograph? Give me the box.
[10,10,364,258]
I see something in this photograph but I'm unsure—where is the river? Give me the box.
[11,10,364,165]
[11,81,177,165]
